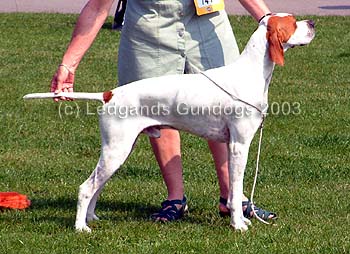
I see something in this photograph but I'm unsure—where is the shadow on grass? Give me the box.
[31,196,160,223]
[101,22,116,30]
[338,52,350,58]
[29,196,219,227]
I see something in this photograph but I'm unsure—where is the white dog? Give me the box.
[24,14,315,232]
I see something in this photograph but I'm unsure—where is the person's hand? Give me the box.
[50,64,75,102]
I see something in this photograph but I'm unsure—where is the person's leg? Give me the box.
[186,10,237,202]
[207,141,229,199]
[150,129,188,222]
[150,129,184,201]
[118,1,189,222]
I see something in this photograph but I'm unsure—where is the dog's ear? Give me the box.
[267,29,284,66]
[266,16,297,66]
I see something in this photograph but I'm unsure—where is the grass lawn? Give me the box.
[0,13,349,253]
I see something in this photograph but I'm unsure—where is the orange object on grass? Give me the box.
[0,192,31,209]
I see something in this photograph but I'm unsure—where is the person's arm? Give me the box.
[238,0,271,22]
[62,0,114,71]
[51,0,114,96]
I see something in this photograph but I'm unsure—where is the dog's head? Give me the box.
[261,13,315,66]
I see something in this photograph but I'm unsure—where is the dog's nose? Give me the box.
[307,20,315,28]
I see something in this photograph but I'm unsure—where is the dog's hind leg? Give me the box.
[86,157,105,222]
[75,155,111,232]
[75,130,139,232]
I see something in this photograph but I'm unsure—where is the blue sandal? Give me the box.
[219,197,277,220]
[151,196,188,222]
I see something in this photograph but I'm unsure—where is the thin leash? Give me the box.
[200,71,270,225]
[200,72,263,114]
[250,116,271,225]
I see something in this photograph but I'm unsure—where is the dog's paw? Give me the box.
[231,219,249,232]
[242,217,251,226]
[75,224,92,233]
[87,214,99,222]
[232,222,249,232]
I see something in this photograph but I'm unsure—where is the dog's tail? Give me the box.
[23,91,114,104]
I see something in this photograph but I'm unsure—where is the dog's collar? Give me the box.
[258,13,272,24]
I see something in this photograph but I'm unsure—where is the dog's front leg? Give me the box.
[227,141,251,232]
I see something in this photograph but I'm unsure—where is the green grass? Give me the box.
[0,13,349,253]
